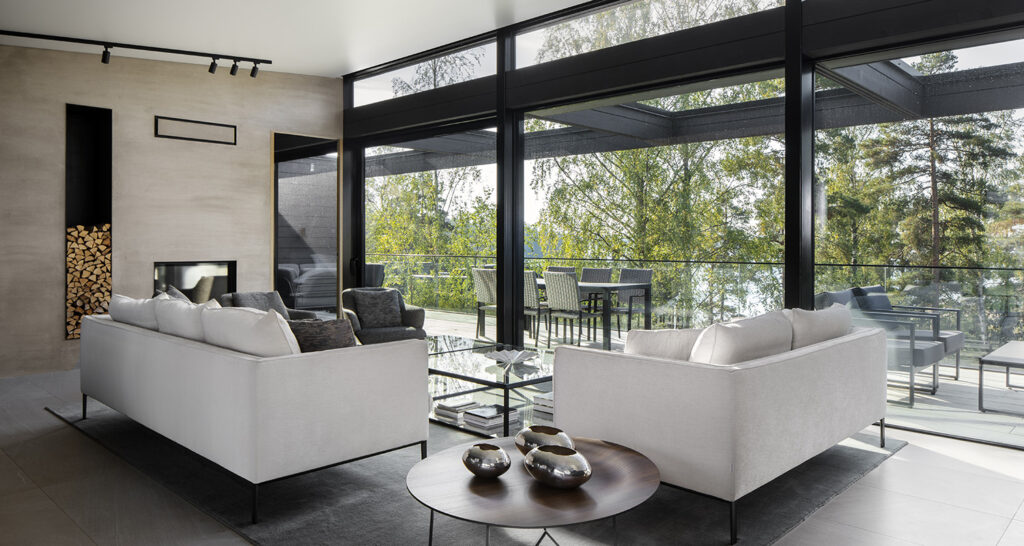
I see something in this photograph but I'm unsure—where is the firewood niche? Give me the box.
[66,224,111,339]
[65,104,112,339]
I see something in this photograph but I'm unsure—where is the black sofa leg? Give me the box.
[879,418,886,448]
[420,440,428,459]
[730,501,737,544]
[251,483,260,524]
[81,394,87,420]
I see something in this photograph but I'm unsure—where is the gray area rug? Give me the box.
[48,403,903,545]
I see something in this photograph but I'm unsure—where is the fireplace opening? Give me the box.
[154,261,236,303]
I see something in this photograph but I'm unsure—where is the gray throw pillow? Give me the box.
[166,285,191,302]
[232,291,291,318]
[351,289,402,328]
[287,319,357,352]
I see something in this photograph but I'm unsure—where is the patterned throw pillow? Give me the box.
[287,319,358,352]
[350,289,402,328]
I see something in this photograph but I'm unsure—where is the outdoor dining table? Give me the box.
[536,279,652,350]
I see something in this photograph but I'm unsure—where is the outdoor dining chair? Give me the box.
[471,268,497,339]
[543,271,600,348]
[613,268,653,334]
[523,270,550,347]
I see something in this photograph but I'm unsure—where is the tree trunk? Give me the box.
[928,119,941,287]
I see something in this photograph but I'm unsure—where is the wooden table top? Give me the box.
[406,437,660,529]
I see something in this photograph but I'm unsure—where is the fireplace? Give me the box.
[154,261,236,303]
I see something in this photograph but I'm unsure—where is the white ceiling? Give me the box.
[0,0,587,77]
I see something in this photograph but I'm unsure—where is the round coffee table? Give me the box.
[406,436,660,545]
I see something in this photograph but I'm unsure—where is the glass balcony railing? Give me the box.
[816,263,1024,359]
[366,253,783,333]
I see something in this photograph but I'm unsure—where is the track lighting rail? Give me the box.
[0,29,271,74]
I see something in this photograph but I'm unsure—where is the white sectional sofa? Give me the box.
[79,314,428,522]
[553,306,887,544]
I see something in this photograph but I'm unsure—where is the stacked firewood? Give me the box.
[66,223,111,339]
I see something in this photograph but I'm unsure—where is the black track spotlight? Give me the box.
[208,58,218,74]
[101,46,110,64]
[250,63,259,78]
[230,60,239,76]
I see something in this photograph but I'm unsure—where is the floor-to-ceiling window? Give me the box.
[344,0,1024,447]
[813,37,1024,447]
[363,129,498,340]
[523,75,786,348]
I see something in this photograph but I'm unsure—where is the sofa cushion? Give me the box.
[231,291,291,318]
[789,304,852,349]
[624,328,703,361]
[155,298,220,341]
[287,318,358,352]
[355,326,425,345]
[688,311,793,365]
[852,286,892,311]
[109,293,171,330]
[351,289,402,328]
[201,307,301,357]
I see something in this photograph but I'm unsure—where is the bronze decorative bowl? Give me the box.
[462,443,511,478]
[514,425,574,455]
[523,445,592,489]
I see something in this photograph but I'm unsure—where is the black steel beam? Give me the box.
[344,77,496,140]
[496,30,525,348]
[784,0,815,311]
[533,104,674,142]
[804,0,1024,61]
[341,76,362,290]
[507,7,786,111]
[925,62,1024,117]
[818,60,923,119]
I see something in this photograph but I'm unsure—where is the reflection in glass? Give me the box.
[276,152,338,312]
[354,43,497,107]
[516,0,783,68]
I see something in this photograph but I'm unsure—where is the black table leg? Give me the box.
[602,288,612,350]
[503,386,510,436]
[428,509,434,546]
[643,286,652,330]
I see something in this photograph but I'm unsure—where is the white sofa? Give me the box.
[553,310,887,544]
[79,314,428,522]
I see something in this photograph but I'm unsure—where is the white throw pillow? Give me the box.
[108,293,171,330]
[624,328,704,361]
[155,298,221,341]
[201,307,301,357]
[789,303,852,349]
[688,311,793,365]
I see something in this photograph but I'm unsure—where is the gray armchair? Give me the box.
[341,287,426,344]
[218,290,319,320]
[816,285,964,407]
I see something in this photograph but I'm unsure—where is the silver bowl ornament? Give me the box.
[523,445,592,489]
[462,443,511,478]
[514,425,574,455]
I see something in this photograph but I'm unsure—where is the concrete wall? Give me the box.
[0,45,343,377]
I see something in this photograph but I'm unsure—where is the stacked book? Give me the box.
[463,404,520,435]
[433,397,480,424]
[533,392,554,421]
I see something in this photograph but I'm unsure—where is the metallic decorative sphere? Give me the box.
[514,425,574,455]
[523,445,592,489]
[462,443,511,478]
